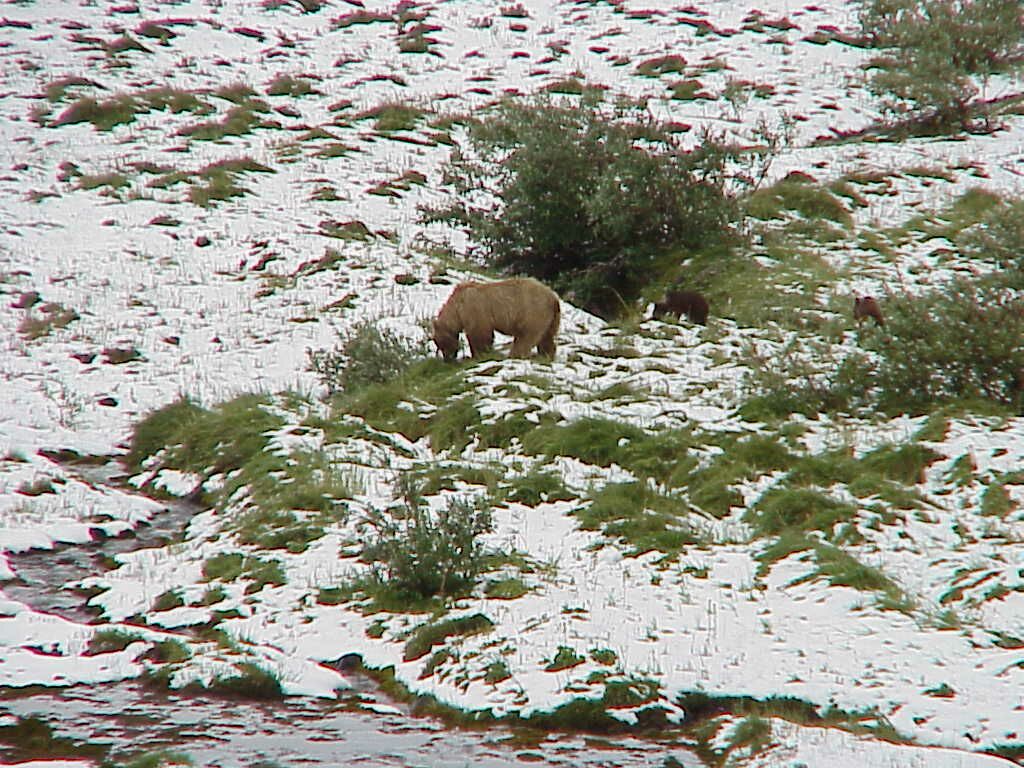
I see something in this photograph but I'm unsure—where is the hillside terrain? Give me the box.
[0,1,1022,766]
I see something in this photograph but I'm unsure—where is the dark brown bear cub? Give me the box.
[652,289,709,325]
[853,296,884,327]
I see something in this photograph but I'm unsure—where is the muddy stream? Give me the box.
[0,461,696,767]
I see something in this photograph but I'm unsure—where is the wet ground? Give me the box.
[0,462,697,767]
[0,680,689,767]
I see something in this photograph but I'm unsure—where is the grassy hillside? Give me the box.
[1,1,1022,766]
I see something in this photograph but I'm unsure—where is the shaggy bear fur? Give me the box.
[432,277,561,361]
[652,289,709,325]
[853,296,885,327]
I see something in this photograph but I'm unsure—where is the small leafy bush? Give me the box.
[739,337,867,419]
[308,321,425,396]
[361,480,496,600]
[422,95,743,317]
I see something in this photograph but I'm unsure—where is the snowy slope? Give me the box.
[1,1,1022,766]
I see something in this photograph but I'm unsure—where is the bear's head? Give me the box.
[432,319,460,361]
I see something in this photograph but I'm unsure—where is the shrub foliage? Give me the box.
[860,0,1024,132]
[956,195,1024,275]
[744,274,1024,416]
[308,320,425,395]
[361,479,495,600]
[861,276,1024,411]
[423,95,741,317]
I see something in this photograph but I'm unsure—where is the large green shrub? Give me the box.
[860,0,1024,132]
[422,95,741,317]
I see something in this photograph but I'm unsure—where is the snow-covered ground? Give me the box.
[1,1,1022,765]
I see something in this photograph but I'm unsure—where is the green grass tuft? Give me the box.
[745,487,858,537]
[521,417,646,468]
[403,613,495,661]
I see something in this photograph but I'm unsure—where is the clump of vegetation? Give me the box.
[422,94,744,317]
[504,468,574,505]
[520,417,646,468]
[956,194,1024,275]
[0,716,106,763]
[87,628,145,655]
[51,94,139,130]
[636,54,688,77]
[125,393,347,553]
[545,645,584,671]
[77,171,130,192]
[144,638,192,664]
[484,577,529,599]
[484,659,511,683]
[356,101,426,132]
[307,320,427,396]
[123,396,208,472]
[266,74,319,97]
[744,487,859,537]
[530,674,664,731]
[746,174,852,226]
[743,272,1024,417]
[335,357,470,447]
[860,0,1024,133]
[115,750,193,768]
[332,9,392,28]
[403,613,495,661]
[581,481,708,559]
[152,589,185,611]
[18,302,79,340]
[125,393,281,477]
[197,662,284,699]
[860,276,1024,413]
[187,157,274,207]
[177,105,266,141]
[201,553,286,593]
[724,715,773,758]
[357,478,498,603]
[49,87,213,132]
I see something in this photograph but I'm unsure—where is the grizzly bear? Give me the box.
[432,277,561,361]
[652,289,709,325]
[853,296,884,327]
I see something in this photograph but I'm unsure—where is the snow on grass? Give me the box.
[1,1,1023,766]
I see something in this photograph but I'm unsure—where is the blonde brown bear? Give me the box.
[432,277,561,361]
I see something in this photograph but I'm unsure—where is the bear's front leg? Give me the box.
[467,329,494,357]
